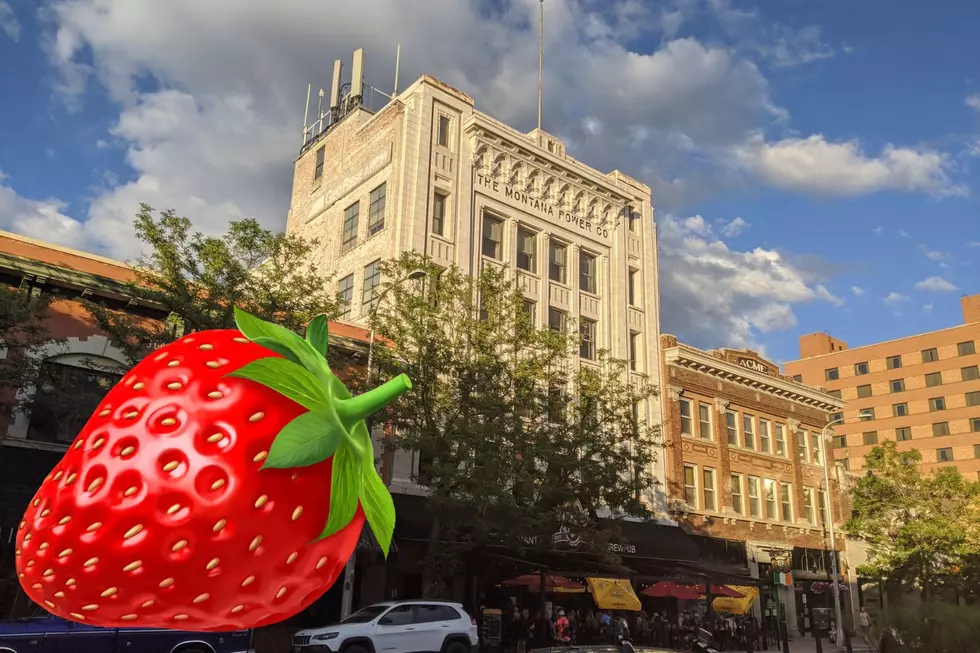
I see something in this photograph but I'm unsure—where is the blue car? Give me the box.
[0,609,255,653]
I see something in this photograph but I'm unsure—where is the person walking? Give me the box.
[858,607,873,643]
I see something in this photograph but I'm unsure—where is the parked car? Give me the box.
[292,601,478,653]
[0,609,255,653]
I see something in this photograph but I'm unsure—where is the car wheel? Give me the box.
[445,639,469,653]
[345,644,371,653]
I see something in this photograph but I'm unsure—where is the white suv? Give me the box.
[292,601,478,653]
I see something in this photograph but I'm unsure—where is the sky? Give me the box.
[0,0,978,364]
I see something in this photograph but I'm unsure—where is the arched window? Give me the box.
[26,355,125,444]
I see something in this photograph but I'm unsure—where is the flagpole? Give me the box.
[538,0,544,132]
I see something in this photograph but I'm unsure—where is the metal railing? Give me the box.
[301,82,394,153]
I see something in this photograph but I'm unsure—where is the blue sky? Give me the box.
[0,0,977,363]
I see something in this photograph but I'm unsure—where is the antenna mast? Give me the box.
[537,0,544,132]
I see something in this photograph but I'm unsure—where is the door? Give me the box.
[374,606,422,653]
[412,604,458,652]
[49,619,116,653]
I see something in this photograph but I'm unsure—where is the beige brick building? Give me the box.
[285,54,667,509]
[784,294,980,476]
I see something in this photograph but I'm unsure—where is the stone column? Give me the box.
[787,419,807,524]
[713,398,735,511]
[664,385,685,506]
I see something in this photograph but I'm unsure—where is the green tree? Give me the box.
[371,253,660,597]
[0,285,56,417]
[846,440,980,600]
[85,204,341,363]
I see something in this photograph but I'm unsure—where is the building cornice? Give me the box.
[665,345,844,412]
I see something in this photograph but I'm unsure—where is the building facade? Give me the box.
[784,294,980,476]
[286,52,667,509]
[660,335,850,634]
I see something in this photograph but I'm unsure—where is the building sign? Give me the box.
[737,357,771,375]
[519,527,637,555]
[306,144,392,222]
[475,172,612,240]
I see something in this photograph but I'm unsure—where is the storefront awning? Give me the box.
[587,578,642,611]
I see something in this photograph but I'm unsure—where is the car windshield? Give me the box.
[342,605,391,624]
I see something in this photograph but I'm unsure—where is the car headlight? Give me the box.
[313,633,340,641]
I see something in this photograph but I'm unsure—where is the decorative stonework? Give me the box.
[714,397,730,414]
[666,385,684,402]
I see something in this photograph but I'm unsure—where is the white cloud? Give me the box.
[851,286,866,297]
[872,226,883,235]
[731,134,965,197]
[899,229,909,237]
[914,276,958,292]
[719,216,749,237]
[0,1,20,41]
[883,292,911,308]
[0,172,85,246]
[920,245,949,261]
[967,94,980,113]
[970,241,980,247]
[923,303,934,313]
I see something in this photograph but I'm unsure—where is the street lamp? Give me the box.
[339,268,426,620]
[821,408,873,645]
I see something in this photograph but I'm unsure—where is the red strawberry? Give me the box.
[15,309,410,631]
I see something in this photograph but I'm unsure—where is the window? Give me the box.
[896,426,912,442]
[775,423,786,457]
[810,433,823,465]
[432,192,447,236]
[437,115,450,147]
[703,469,717,511]
[825,368,839,381]
[522,300,536,325]
[893,403,908,417]
[579,251,597,294]
[803,488,816,523]
[932,422,950,437]
[362,260,381,307]
[337,274,354,317]
[764,479,777,520]
[628,269,638,306]
[726,411,739,446]
[579,319,597,361]
[958,340,976,356]
[731,474,744,515]
[855,361,869,376]
[831,412,843,423]
[482,214,503,259]
[925,372,943,387]
[862,431,878,446]
[341,202,360,253]
[886,355,902,370]
[833,435,847,448]
[818,490,829,525]
[548,307,566,332]
[929,397,946,412]
[366,184,387,235]
[27,362,124,444]
[936,447,954,463]
[796,430,809,463]
[780,484,793,523]
[922,348,939,363]
[962,366,980,382]
[968,391,980,407]
[517,227,536,272]
[748,477,761,518]
[974,417,980,432]
[827,389,842,399]
[684,465,698,507]
[863,407,876,419]
[792,374,802,382]
[629,332,640,371]
[313,146,325,180]
[549,241,567,283]
[975,444,980,459]
[856,384,872,398]
[742,415,755,449]
[680,399,693,436]
[759,420,771,454]
[890,379,905,393]
[698,403,712,440]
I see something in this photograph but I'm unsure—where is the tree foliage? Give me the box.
[371,253,661,597]
[0,285,56,417]
[846,440,980,600]
[86,204,341,363]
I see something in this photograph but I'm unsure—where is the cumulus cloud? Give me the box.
[967,94,980,113]
[920,245,949,262]
[0,1,19,41]
[851,286,866,297]
[914,276,958,292]
[719,216,749,237]
[0,172,84,246]
[883,292,911,308]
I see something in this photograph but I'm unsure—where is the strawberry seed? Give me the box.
[208,391,223,399]
[206,557,220,570]
[124,486,138,497]
[172,540,188,552]
[121,614,137,621]
[167,504,181,515]
[44,601,55,608]
[213,519,227,532]
[193,593,210,604]
[132,382,145,391]
[123,560,142,572]
[98,409,110,417]
[231,605,245,613]
[39,543,49,550]
[199,344,213,350]
[292,506,304,521]
[241,576,255,587]
[101,587,117,597]
[58,516,71,526]
[159,578,175,588]
[123,524,143,540]
[205,360,221,368]
[86,522,102,532]
[287,552,298,565]
[254,495,268,509]
[210,479,226,491]
[248,536,262,552]
[161,418,177,427]
[253,451,268,463]
[58,549,72,558]
[163,461,179,472]
[316,556,328,570]
[276,586,287,599]
[120,446,135,457]
[83,557,99,568]
[173,614,189,621]
[142,600,155,608]
[167,382,182,390]
[167,360,179,368]
[54,592,65,598]
[82,605,98,611]
[70,613,85,621]
[248,412,265,422]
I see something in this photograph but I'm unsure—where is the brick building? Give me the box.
[784,293,980,475]
[660,335,851,634]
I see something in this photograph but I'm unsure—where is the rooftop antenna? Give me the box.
[302,83,311,145]
[537,0,544,132]
[316,88,324,120]
[393,43,401,97]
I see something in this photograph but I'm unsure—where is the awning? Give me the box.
[711,586,759,615]
[587,578,642,612]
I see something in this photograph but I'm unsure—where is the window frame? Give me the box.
[886,355,902,370]
[803,487,816,524]
[703,468,717,512]
[726,410,739,446]
[683,464,698,508]
[482,213,504,260]
[549,241,567,284]
[361,260,382,308]
[825,368,839,381]
[516,226,537,273]
[698,402,712,440]
[896,426,912,442]
[579,250,597,294]
[759,419,771,454]
[368,183,387,235]
[730,473,744,515]
[775,423,786,457]
[780,483,793,523]
[742,414,755,450]
[680,398,693,436]
[313,145,325,180]
[579,318,597,361]
[922,348,939,363]
[854,361,870,376]
[341,201,360,253]
[747,476,761,518]
[337,274,355,318]
[957,340,976,357]
[763,478,778,520]
[432,191,448,237]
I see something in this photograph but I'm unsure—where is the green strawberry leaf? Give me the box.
[306,315,329,358]
[227,357,329,411]
[233,307,329,380]
[360,463,396,557]
[252,337,302,365]
[263,410,344,469]
[316,444,362,541]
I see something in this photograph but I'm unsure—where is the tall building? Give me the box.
[660,335,848,635]
[285,49,667,508]
[784,294,980,476]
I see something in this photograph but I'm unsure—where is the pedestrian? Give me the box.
[859,606,873,641]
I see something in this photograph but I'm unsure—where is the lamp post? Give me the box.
[821,409,873,646]
[339,268,426,620]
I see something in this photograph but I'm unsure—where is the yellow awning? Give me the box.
[586,578,642,612]
[711,586,759,615]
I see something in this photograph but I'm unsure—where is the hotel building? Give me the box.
[784,294,980,476]
[285,49,667,508]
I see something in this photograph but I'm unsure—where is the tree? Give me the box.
[0,285,55,417]
[370,253,661,597]
[85,204,341,363]
[846,440,980,600]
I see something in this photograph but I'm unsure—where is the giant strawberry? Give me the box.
[15,307,410,631]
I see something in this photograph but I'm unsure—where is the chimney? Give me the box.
[329,59,343,111]
[351,48,364,100]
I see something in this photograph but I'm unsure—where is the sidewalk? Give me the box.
[754,634,873,653]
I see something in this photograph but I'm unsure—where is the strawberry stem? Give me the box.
[336,374,413,428]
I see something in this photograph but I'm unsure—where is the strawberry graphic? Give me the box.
[14,308,410,631]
